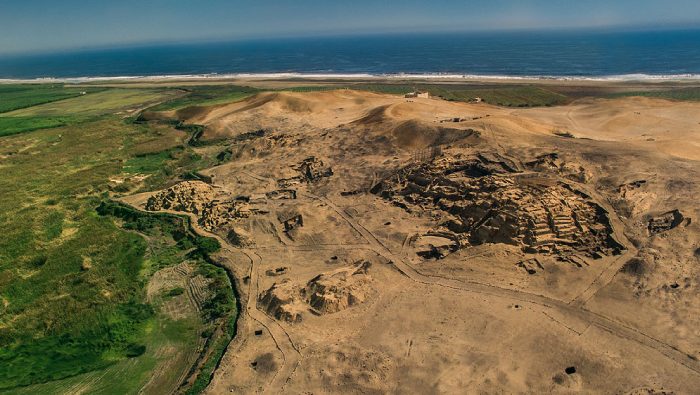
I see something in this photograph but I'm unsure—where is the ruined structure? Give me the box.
[258,261,373,323]
[524,152,592,183]
[278,157,333,188]
[648,209,686,235]
[372,154,622,258]
[145,181,216,215]
[145,180,268,232]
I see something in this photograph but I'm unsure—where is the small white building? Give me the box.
[405,91,430,98]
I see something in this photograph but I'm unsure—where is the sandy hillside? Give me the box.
[127,89,700,394]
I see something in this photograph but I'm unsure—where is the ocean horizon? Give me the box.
[2,29,700,81]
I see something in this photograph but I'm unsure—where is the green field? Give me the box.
[2,201,233,395]
[0,91,234,393]
[147,85,260,111]
[424,85,568,106]
[0,116,92,137]
[355,85,416,95]
[608,88,700,102]
[281,86,341,93]
[2,89,181,116]
[2,317,198,395]
[0,84,106,114]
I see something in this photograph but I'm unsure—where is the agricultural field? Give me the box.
[608,88,700,101]
[146,85,259,111]
[281,86,340,93]
[0,85,236,394]
[0,116,91,137]
[354,85,416,95]
[425,85,568,106]
[0,84,106,114]
[1,89,182,117]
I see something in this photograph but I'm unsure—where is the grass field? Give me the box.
[0,116,93,137]
[608,88,700,102]
[147,85,260,111]
[0,103,228,392]
[0,84,106,114]
[2,89,181,117]
[2,201,233,395]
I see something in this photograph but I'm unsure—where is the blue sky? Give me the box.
[2,0,700,55]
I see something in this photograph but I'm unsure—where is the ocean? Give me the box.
[1,29,700,81]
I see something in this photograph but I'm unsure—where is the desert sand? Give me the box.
[124,88,700,394]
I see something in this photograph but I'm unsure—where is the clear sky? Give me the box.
[2,0,700,55]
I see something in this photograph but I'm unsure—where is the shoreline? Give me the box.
[3,72,700,85]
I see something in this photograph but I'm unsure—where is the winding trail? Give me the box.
[240,250,302,395]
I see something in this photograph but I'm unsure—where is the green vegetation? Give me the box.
[123,147,195,176]
[2,89,181,116]
[0,84,105,114]
[282,86,340,93]
[183,315,235,395]
[424,85,568,107]
[0,301,154,388]
[608,88,700,102]
[164,287,186,298]
[0,116,92,137]
[0,108,212,391]
[354,85,416,95]
[97,201,236,395]
[147,85,260,111]
[2,317,175,395]
[183,265,236,395]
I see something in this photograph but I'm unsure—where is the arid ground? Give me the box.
[122,86,700,394]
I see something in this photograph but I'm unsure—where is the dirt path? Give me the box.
[240,250,302,395]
